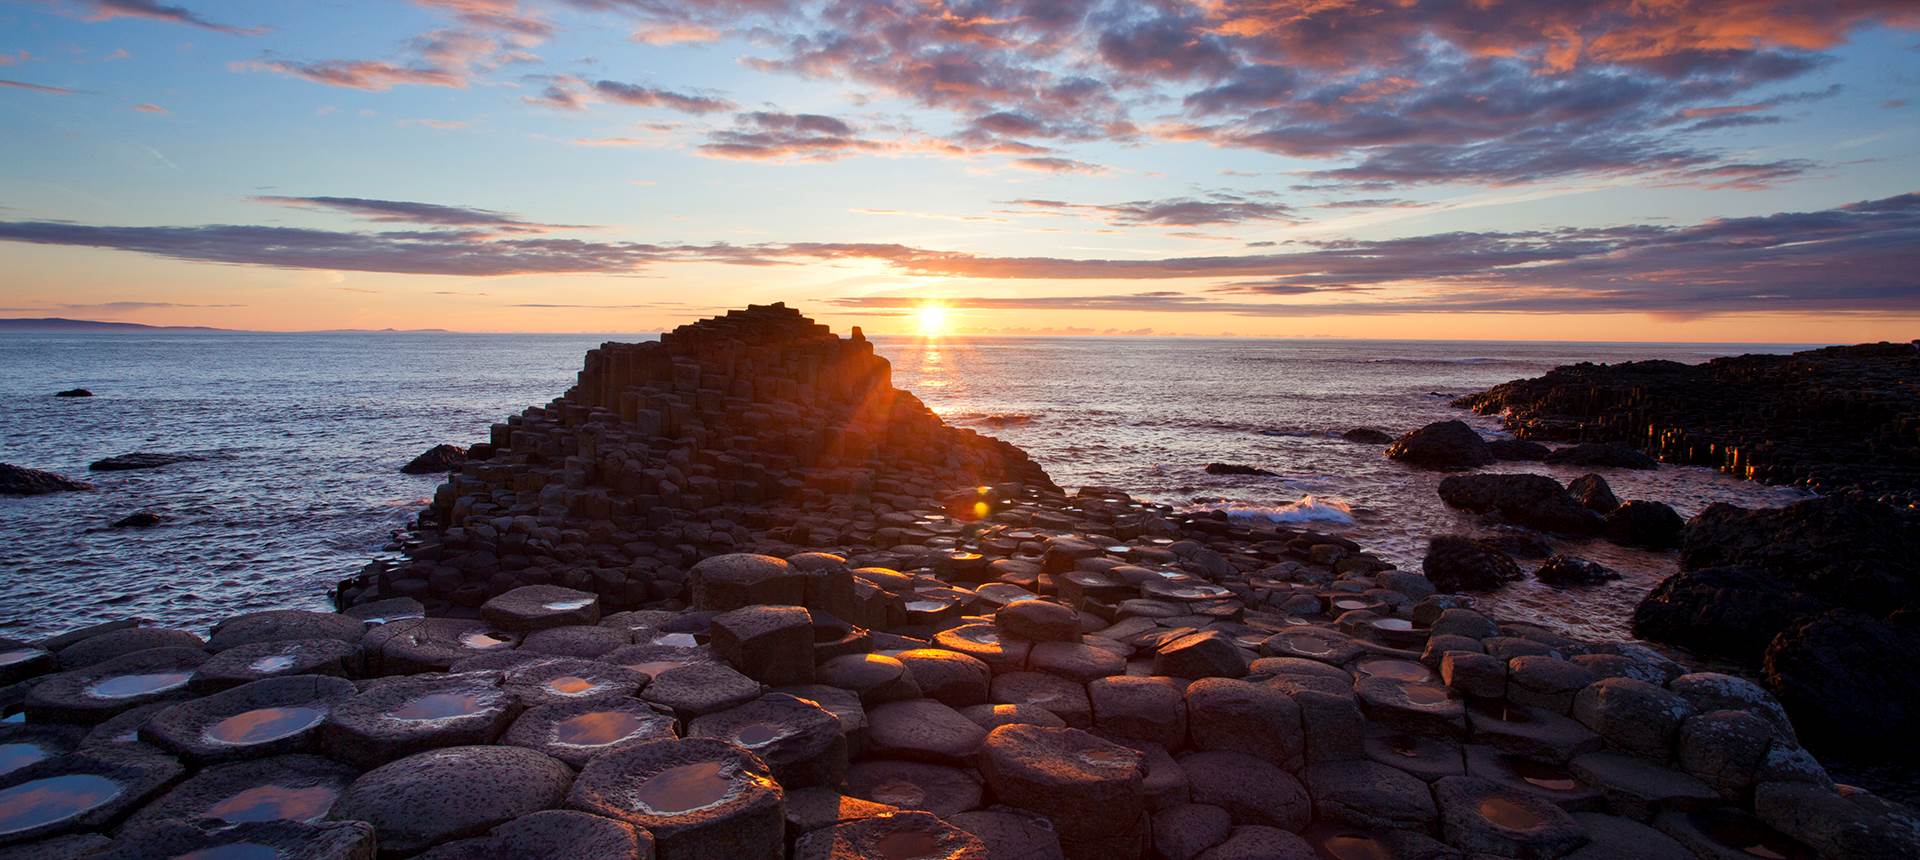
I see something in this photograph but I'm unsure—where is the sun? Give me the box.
[916,303,949,337]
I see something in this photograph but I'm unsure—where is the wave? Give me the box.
[948,411,1037,427]
[1200,495,1356,526]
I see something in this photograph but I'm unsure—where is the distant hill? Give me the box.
[0,318,454,334]
[0,317,230,333]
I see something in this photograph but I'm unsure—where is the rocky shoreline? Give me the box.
[1,306,1914,859]
[1453,341,1920,506]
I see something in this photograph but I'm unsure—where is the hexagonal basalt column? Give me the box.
[329,745,574,856]
[567,737,785,860]
[977,724,1147,859]
[321,672,515,768]
[687,693,846,788]
[141,675,356,763]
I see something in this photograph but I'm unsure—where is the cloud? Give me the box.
[0,50,27,66]
[590,80,733,114]
[84,0,263,36]
[398,117,470,129]
[631,22,720,45]
[132,102,167,113]
[697,111,887,161]
[251,195,586,232]
[0,79,77,95]
[1009,194,1296,226]
[650,0,1915,189]
[2,192,1914,317]
[237,59,463,91]
[1009,156,1105,174]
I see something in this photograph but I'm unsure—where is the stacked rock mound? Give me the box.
[6,492,1914,857]
[1453,341,1920,505]
[338,303,1054,613]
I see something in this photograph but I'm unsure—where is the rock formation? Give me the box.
[3,306,1912,858]
[1456,342,1920,505]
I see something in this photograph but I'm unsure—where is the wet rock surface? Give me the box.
[400,444,467,475]
[1,463,93,496]
[1,307,1911,858]
[1385,420,1494,471]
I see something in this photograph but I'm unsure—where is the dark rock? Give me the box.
[321,672,514,768]
[794,811,987,860]
[1386,420,1494,471]
[401,444,466,474]
[1437,473,1605,534]
[1434,775,1585,858]
[843,760,981,818]
[1568,474,1619,513]
[1151,803,1231,860]
[0,463,92,495]
[109,512,161,528]
[1204,463,1278,477]
[688,693,846,787]
[1422,535,1524,592]
[121,754,357,835]
[87,453,200,471]
[1477,531,1555,559]
[331,745,573,856]
[709,605,814,685]
[1151,630,1250,679]
[481,584,601,631]
[1535,555,1621,586]
[1178,750,1310,831]
[98,820,376,860]
[1303,759,1438,830]
[1571,678,1694,760]
[1544,442,1659,470]
[1762,609,1920,756]
[1632,565,1821,662]
[1194,826,1315,859]
[978,725,1147,857]
[55,626,204,668]
[641,660,763,718]
[1088,676,1186,750]
[996,601,1081,643]
[1184,679,1303,768]
[866,698,986,764]
[54,389,91,398]
[209,610,364,652]
[444,809,652,860]
[0,746,184,845]
[1488,438,1551,461]
[25,647,207,722]
[948,809,1065,860]
[1341,428,1394,444]
[1604,500,1685,549]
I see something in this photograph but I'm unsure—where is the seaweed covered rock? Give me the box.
[1,463,92,496]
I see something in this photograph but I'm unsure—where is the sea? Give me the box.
[0,332,1811,643]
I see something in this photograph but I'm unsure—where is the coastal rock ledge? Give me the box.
[3,305,1915,859]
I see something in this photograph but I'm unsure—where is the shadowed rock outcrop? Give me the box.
[1456,342,1920,504]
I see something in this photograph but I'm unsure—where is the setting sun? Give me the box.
[917,303,949,337]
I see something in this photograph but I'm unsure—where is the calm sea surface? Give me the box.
[0,332,1810,641]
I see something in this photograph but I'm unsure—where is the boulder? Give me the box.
[1543,442,1659,470]
[0,463,92,495]
[109,512,162,528]
[1151,630,1249,679]
[401,444,467,474]
[1204,463,1278,477]
[1422,536,1523,592]
[87,453,200,471]
[1488,438,1551,461]
[1386,421,1494,471]
[1762,609,1920,755]
[1603,500,1685,549]
[1570,678,1694,760]
[1535,555,1620,586]
[1567,474,1619,513]
[54,389,92,398]
[1341,428,1394,444]
[1436,473,1603,535]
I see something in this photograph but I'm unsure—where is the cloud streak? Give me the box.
[1,192,1914,316]
[85,0,263,36]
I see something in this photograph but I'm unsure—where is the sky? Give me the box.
[0,0,1916,340]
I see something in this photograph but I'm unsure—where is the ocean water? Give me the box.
[0,332,1809,642]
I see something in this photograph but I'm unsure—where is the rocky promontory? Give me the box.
[1455,342,1920,505]
[2,306,1913,858]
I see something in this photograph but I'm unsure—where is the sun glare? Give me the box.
[917,303,949,337]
